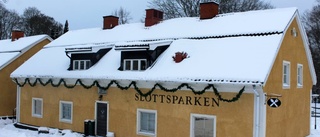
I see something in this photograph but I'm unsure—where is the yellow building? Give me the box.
[11,3,316,137]
[0,31,51,117]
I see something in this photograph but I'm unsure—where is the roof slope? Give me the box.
[11,7,301,86]
[0,35,52,70]
[46,7,296,47]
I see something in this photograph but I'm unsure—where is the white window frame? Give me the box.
[283,61,290,89]
[73,60,91,70]
[297,64,303,88]
[59,101,73,123]
[190,114,216,137]
[123,59,147,71]
[137,109,157,136]
[32,98,43,118]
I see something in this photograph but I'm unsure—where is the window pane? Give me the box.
[62,103,71,120]
[140,112,155,133]
[133,60,139,70]
[125,60,131,70]
[34,100,41,115]
[85,61,91,69]
[140,60,147,70]
[148,113,155,132]
[74,61,79,70]
[194,117,214,137]
[140,112,148,131]
[283,64,289,85]
[283,74,287,84]
[298,66,303,85]
[80,61,85,70]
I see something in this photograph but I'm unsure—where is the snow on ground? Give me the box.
[308,117,320,137]
[1,118,320,137]
[0,118,82,137]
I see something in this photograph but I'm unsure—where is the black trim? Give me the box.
[14,123,38,131]
[67,48,112,70]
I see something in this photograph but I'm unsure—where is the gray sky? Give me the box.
[3,0,317,30]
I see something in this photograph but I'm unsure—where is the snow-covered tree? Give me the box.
[303,0,320,90]
[22,7,63,38]
[63,20,69,34]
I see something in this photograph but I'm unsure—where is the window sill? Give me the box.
[32,114,42,118]
[282,85,290,89]
[59,119,72,124]
[137,131,156,137]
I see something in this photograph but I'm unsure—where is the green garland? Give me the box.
[13,78,245,102]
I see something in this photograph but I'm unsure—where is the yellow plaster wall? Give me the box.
[0,39,50,116]
[264,18,313,137]
[20,84,254,137]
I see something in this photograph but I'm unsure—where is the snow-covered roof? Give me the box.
[11,7,307,87]
[46,7,297,47]
[0,35,52,70]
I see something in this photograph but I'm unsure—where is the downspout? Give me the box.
[252,85,266,137]
[16,85,21,122]
[253,85,260,137]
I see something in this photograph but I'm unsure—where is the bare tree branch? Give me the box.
[148,0,274,19]
[112,7,132,24]
[303,2,320,88]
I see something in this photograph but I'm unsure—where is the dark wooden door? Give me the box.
[96,102,108,136]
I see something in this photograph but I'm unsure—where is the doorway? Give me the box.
[95,101,108,136]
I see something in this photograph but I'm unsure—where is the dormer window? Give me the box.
[124,59,147,71]
[65,46,112,71]
[73,60,91,70]
[115,41,171,71]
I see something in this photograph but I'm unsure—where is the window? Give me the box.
[32,98,43,118]
[191,114,216,137]
[137,109,157,136]
[59,101,73,123]
[73,60,91,70]
[283,61,290,88]
[297,64,303,87]
[124,59,147,71]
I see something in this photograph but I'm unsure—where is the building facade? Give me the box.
[0,31,52,117]
[11,3,316,137]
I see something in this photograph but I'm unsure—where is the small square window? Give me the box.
[124,59,147,71]
[59,101,73,123]
[191,114,216,137]
[73,60,91,70]
[297,64,303,87]
[32,98,43,118]
[137,109,157,136]
[283,61,290,89]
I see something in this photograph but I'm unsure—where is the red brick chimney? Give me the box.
[11,30,24,41]
[145,9,163,27]
[103,16,119,30]
[200,2,219,19]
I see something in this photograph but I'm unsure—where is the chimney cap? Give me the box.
[12,29,23,32]
[145,8,161,11]
[103,15,119,19]
[200,1,219,5]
